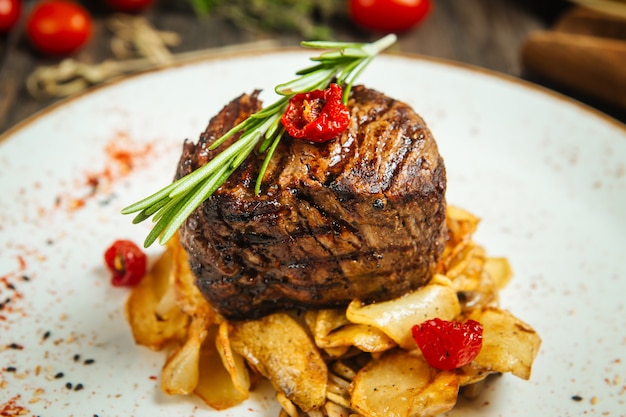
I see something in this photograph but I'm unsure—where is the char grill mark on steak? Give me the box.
[177,85,447,320]
[175,90,263,180]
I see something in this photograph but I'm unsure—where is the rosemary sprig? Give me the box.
[122,34,397,248]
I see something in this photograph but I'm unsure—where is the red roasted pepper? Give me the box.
[411,318,483,370]
[104,239,147,287]
[281,83,350,143]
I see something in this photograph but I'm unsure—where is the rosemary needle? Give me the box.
[121,34,397,248]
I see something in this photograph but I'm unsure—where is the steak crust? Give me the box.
[176,85,447,320]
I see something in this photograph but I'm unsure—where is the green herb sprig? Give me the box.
[121,34,397,248]
[187,0,342,40]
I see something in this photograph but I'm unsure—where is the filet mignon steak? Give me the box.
[176,85,447,320]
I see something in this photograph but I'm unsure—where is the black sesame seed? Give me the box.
[6,283,15,290]
[43,331,51,340]
[6,367,16,372]
[8,343,22,350]
[84,358,95,365]
[73,354,80,362]
[54,372,64,379]
[74,383,84,391]
[372,198,385,209]
[65,382,73,389]
[21,275,30,281]
[571,395,583,401]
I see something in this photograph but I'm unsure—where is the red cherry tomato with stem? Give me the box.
[26,0,92,56]
[104,240,147,287]
[0,0,21,33]
[349,0,432,33]
[103,0,154,13]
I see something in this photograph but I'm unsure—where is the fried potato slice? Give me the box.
[350,349,459,417]
[311,309,396,353]
[460,307,541,381]
[169,234,216,320]
[194,325,250,409]
[125,248,189,350]
[446,205,480,239]
[483,257,513,289]
[228,312,328,412]
[346,275,461,350]
[438,206,480,269]
[161,313,210,395]
[319,324,397,353]
[215,321,251,395]
[445,243,486,291]
[313,309,351,340]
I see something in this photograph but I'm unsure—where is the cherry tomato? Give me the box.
[104,239,147,287]
[26,0,92,56]
[349,0,432,33]
[103,0,154,13]
[411,318,483,370]
[0,0,21,33]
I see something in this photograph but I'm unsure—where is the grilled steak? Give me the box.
[176,85,447,320]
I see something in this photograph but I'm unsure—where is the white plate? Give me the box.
[1,50,625,416]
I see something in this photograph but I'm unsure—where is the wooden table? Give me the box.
[1,0,622,136]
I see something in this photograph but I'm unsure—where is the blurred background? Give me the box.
[1,0,625,135]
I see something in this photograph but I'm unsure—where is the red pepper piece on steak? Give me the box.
[175,85,447,320]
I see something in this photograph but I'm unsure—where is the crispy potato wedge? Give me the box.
[125,248,189,350]
[461,307,541,381]
[346,275,460,350]
[350,349,459,417]
[228,312,328,412]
